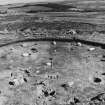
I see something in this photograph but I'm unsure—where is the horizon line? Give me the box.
[0,0,65,5]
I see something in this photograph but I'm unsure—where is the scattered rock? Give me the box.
[46,62,52,66]
[21,43,28,47]
[30,48,38,53]
[52,41,56,45]
[88,47,95,51]
[22,53,30,57]
[77,42,82,46]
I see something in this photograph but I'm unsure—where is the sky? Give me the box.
[0,0,65,5]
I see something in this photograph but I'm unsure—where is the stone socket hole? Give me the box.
[30,48,38,53]
[93,77,102,83]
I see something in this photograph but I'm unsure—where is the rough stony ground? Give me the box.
[1,0,105,105]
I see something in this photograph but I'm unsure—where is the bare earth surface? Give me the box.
[1,0,105,105]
